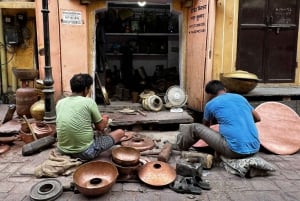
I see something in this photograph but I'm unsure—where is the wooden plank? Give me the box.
[106,111,194,126]
[0,2,35,9]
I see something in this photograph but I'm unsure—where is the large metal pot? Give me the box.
[220,70,259,94]
[73,161,118,197]
[111,146,140,167]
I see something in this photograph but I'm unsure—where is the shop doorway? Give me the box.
[94,2,180,104]
[236,0,299,83]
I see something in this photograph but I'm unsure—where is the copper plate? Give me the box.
[138,161,176,186]
[255,102,300,155]
[121,135,155,152]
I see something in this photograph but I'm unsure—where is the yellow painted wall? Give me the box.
[213,0,239,80]
[2,9,36,90]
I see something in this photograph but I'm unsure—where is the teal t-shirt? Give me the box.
[203,93,260,154]
[56,96,102,154]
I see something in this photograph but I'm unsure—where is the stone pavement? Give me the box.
[0,130,299,201]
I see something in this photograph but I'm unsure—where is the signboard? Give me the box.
[61,10,82,25]
[186,0,209,111]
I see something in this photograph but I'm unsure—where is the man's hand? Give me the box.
[95,114,110,131]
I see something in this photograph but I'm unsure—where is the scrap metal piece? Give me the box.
[30,179,63,201]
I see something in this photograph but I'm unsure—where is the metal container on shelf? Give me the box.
[13,68,39,118]
[16,87,38,118]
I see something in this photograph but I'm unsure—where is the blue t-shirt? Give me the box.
[203,93,260,154]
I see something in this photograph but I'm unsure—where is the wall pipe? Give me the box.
[41,0,56,123]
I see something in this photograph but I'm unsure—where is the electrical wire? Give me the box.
[0,42,16,66]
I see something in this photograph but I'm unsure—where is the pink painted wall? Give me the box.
[35,0,88,101]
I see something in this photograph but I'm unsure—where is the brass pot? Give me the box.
[220,71,259,94]
[30,99,45,121]
[111,146,140,167]
[73,161,118,197]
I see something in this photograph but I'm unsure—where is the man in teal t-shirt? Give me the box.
[56,73,125,161]
[174,80,261,159]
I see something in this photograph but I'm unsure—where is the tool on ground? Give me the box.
[181,151,214,169]
[140,149,161,156]
[22,115,38,141]
[22,135,56,156]
[2,104,16,124]
[137,109,147,116]
[157,141,172,162]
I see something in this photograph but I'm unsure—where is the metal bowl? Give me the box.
[12,67,38,80]
[111,160,143,175]
[73,161,118,197]
[111,146,140,167]
[221,70,259,80]
[220,71,259,94]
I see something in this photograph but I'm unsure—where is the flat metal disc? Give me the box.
[30,179,63,201]
[255,102,300,155]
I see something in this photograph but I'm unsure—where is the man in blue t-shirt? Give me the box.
[174,80,261,159]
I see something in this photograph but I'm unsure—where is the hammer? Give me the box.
[157,141,172,162]
[140,141,173,162]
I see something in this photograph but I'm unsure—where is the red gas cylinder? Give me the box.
[16,87,38,118]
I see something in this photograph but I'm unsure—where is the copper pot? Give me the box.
[112,160,142,175]
[19,122,56,144]
[73,161,118,197]
[111,146,140,167]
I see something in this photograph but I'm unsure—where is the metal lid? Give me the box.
[164,85,187,107]
[138,161,176,186]
[121,134,155,152]
[221,70,259,80]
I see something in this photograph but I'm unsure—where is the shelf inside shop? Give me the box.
[106,53,168,56]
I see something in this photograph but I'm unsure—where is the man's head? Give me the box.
[205,80,226,95]
[70,73,93,93]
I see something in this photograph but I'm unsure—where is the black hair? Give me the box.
[205,80,225,95]
[70,73,93,93]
